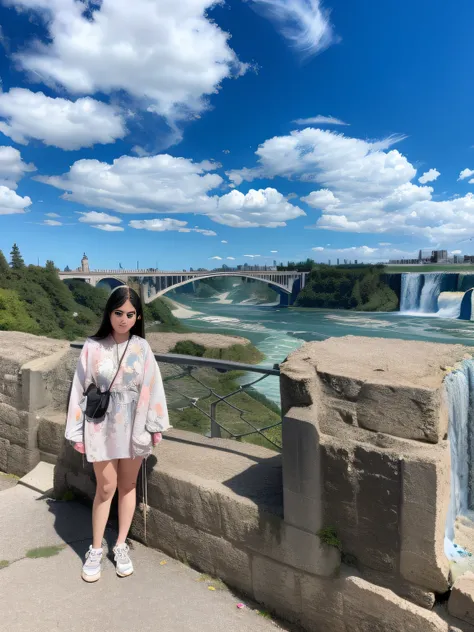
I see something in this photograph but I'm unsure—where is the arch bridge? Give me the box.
[58,269,308,305]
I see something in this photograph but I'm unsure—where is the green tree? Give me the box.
[10,244,25,269]
[0,250,10,277]
[0,288,39,334]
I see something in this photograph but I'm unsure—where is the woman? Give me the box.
[65,285,171,583]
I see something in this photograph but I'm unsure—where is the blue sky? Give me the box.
[1,0,474,271]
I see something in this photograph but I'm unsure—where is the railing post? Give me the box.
[210,401,222,438]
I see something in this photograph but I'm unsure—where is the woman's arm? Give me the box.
[65,341,89,445]
[136,342,171,435]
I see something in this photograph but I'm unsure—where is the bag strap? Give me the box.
[108,337,131,393]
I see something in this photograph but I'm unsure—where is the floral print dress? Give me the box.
[65,335,171,462]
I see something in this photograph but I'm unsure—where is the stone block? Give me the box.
[21,348,69,412]
[53,461,70,499]
[173,521,253,595]
[7,443,40,477]
[0,437,8,471]
[251,554,302,622]
[130,505,178,557]
[352,445,401,574]
[146,469,222,536]
[219,490,340,577]
[318,371,363,401]
[300,572,346,632]
[0,419,29,448]
[65,469,96,500]
[283,487,321,533]
[37,416,65,458]
[0,402,23,429]
[400,448,450,593]
[357,382,445,443]
[343,576,448,632]
[279,358,317,415]
[361,568,436,610]
[282,413,301,494]
[320,441,358,555]
[449,572,474,626]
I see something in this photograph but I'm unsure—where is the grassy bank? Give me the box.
[165,340,281,451]
[0,247,183,339]
[295,264,399,311]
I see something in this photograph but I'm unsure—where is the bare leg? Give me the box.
[116,457,144,545]
[92,460,118,549]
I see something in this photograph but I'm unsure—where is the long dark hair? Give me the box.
[92,286,145,340]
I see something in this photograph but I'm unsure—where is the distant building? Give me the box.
[81,253,89,273]
[432,250,448,263]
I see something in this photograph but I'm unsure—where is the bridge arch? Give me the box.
[95,277,127,291]
[140,273,292,305]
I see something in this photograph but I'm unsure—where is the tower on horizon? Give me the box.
[81,253,90,273]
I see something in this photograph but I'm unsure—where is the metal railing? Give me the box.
[70,344,282,450]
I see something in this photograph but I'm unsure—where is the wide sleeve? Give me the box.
[65,341,88,443]
[136,343,171,434]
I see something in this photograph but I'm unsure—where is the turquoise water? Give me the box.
[171,297,474,402]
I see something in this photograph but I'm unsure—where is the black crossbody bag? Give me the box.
[84,338,130,421]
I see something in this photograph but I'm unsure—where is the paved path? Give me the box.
[0,476,286,632]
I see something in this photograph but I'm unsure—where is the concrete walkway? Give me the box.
[0,471,287,632]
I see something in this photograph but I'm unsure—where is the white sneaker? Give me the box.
[113,543,134,577]
[81,546,103,583]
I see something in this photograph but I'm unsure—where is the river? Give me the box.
[168,296,474,403]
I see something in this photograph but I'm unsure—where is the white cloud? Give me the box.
[459,168,474,181]
[378,242,391,246]
[244,254,261,258]
[227,127,474,241]
[311,245,415,263]
[0,88,126,150]
[248,0,336,58]
[0,184,32,214]
[210,256,222,260]
[302,189,339,207]
[129,218,216,236]
[0,145,35,189]
[211,188,306,228]
[312,246,324,251]
[78,211,122,225]
[271,250,278,253]
[37,154,306,228]
[451,249,462,255]
[293,115,348,126]
[227,257,235,260]
[221,240,228,244]
[46,212,60,218]
[37,153,222,214]
[43,219,62,226]
[418,168,440,185]
[469,179,474,185]
[6,0,247,132]
[91,224,125,232]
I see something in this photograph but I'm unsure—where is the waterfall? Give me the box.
[400,272,466,318]
[419,273,444,312]
[437,292,465,319]
[445,363,473,543]
[400,273,423,312]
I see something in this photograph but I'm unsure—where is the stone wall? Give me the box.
[0,332,69,475]
[4,331,474,630]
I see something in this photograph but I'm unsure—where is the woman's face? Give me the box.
[110,299,138,336]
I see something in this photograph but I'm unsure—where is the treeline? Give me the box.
[0,244,180,339]
[295,264,399,311]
